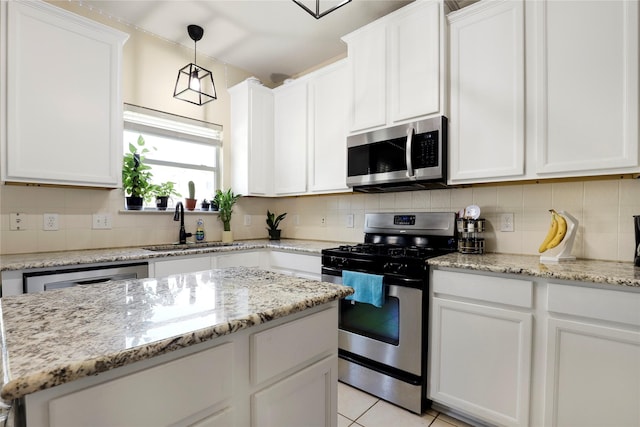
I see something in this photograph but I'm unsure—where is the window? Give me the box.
[123,104,222,208]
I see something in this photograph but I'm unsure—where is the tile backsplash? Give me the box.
[1,178,638,262]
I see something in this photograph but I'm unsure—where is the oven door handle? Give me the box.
[405,126,415,179]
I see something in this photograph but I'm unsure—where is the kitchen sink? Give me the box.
[143,242,241,252]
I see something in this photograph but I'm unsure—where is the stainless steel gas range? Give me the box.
[321,212,457,414]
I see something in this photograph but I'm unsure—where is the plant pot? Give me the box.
[201,202,211,211]
[268,229,281,240]
[185,198,197,211]
[155,196,169,211]
[222,230,233,243]
[125,196,144,210]
[210,203,218,212]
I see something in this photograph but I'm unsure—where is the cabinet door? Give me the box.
[448,0,525,183]
[248,85,275,195]
[535,0,639,175]
[252,355,337,427]
[230,80,274,196]
[389,0,441,123]
[544,318,640,427]
[430,297,532,427]
[344,24,387,132]
[274,82,308,195]
[308,61,350,193]
[5,1,127,187]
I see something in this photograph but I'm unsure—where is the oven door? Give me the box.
[322,270,424,376]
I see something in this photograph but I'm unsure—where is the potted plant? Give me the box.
[214,188,241,242]
[185,180,197,211]
[122,135,154,210]
[201,199,211,211]
[266,210,287,240]
[152,181,181,211]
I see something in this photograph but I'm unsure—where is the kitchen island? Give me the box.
[0,267,353,427]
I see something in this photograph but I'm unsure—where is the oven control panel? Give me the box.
[393,215,416,226]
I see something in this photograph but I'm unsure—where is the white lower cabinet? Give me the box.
[544,284,640,427]
[252,355,336,427]
[268,250,322,280]
[151,255,212,278]
[430,268,640,427]
[430,270,533,427]
[24,303,339,427]
[213,251,266,269]
[42,343,234,427]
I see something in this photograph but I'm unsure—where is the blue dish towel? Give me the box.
[343,270,384,308]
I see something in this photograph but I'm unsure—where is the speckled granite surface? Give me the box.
[0,239,349,272]
[429,253,640,288]
[0,267,353,402]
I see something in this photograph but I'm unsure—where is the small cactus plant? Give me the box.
[188,181,195,200]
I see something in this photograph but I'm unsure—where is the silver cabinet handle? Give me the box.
[405,127,415,179]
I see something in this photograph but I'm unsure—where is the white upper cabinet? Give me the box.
[448,0,525,183]
[343,0,446,134]
[308,60,350,194]
[2,0,128,188]
[232,60,350,197]
[533,0,639,177]
[273,80,308,195]
[229,78,274,196]
[446,0,639,184]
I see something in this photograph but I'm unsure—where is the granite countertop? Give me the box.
[0,267,354,402]
[429,253,640,288]
[0,239,348,272]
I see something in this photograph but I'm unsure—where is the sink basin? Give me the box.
[143,242,240,252]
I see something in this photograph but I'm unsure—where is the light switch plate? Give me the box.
[499,213,514,232]
[244,215,252,226]
[10,213,26,230]
[92,214,112,229]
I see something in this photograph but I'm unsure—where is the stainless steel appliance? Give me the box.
[24,262,148,293]
[346,116,448,192]
[321,212,457,413]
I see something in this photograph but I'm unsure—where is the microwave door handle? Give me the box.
[405,127,415,179]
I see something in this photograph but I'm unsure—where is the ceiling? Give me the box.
[77,0,421,86]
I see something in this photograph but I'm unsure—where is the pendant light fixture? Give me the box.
[292,0,352,19]
[174,24,217,105]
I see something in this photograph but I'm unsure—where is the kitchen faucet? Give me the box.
[173,202,192,244]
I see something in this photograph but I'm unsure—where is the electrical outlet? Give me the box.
[244,215,252,226]
[10,213,26,230]
[499,213,514,232]
[293,215,300,226]
[92,214,112,230]
[346,214,354,228]
[320,216,326,227]
[43,213,59,231]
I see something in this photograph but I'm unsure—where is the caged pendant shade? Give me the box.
[174,24,217,105]
[292,0,352,19]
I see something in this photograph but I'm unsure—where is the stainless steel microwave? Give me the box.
[346,116,447,192]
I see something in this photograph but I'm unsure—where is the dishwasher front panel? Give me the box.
[23,262,148,293]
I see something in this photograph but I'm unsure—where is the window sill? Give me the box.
[119,209,219,215]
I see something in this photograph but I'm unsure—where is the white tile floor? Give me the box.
[338,382,474,427]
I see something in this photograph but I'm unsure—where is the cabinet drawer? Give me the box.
[548,283,640,327]
[49,343,233,427]
[268,251,321,275]
[432,270,533,308]
[251,307,337,385]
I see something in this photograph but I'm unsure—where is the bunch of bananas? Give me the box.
[539,209,567,253]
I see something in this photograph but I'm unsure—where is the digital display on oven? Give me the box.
[393,215,415,226]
